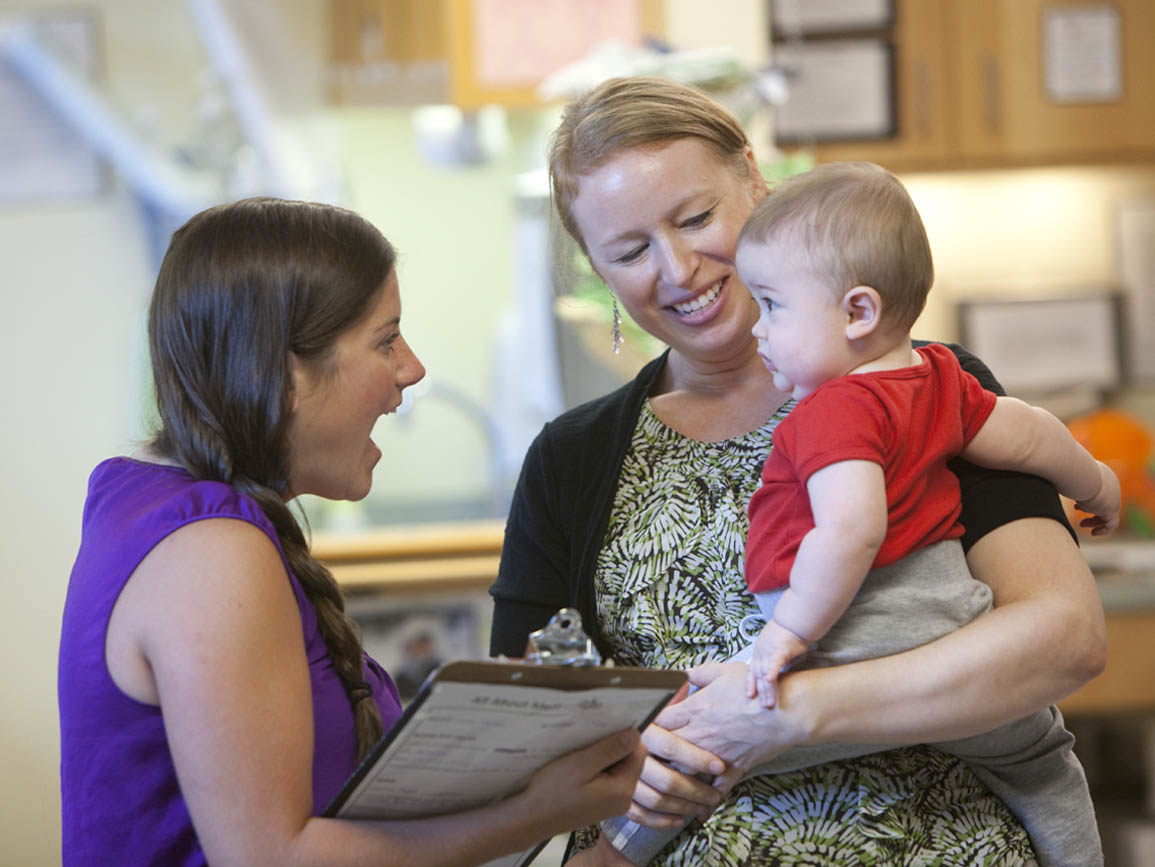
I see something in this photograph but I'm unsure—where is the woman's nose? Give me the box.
[398,339,426,388]
[655,236,694,287]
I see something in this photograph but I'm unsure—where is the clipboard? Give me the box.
[324,659,686,867]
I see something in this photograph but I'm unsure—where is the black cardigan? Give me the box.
[488,343,1073,658]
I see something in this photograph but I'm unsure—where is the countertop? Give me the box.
[1079,539,1155,612]
[312,519,505,594]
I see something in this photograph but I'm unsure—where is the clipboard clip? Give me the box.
[525,608,603,667]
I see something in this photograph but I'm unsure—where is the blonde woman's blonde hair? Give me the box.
[738,161,934,333]
[549,76,752,252]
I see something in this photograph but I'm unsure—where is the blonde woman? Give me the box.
[490,78,1106,865]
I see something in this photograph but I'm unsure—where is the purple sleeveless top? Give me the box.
[59,458,403,866]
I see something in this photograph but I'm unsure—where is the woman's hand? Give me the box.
[622,720,727,828]
[519,728,647,839]
[615,661,812,831]
[655,661,810,775]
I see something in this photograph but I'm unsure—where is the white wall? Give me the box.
[0,1,206,859]
[906,165,1155,343]
[0,2,321,862]
[0,190,153,863]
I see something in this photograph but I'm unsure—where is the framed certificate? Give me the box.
[957,295,1121,394]
[770,0,892,35]
[772,38,895,142]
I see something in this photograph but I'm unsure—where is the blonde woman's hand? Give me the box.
[655,661,811,775]
[617,719,727,829]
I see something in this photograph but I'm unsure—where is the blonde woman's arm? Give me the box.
[656,516,1104,776]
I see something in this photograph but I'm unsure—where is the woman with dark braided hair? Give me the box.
[58,197,645,867]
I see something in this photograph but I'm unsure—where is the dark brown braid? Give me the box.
[149,198,392,759]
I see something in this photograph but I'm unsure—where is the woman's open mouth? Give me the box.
[671,278,725,319]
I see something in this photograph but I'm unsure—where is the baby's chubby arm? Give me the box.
[963,398,1121,535]
[760,460,888,697]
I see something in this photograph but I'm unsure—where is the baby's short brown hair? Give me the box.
[739,161,934,332]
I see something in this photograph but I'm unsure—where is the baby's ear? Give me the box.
[843,285,883,339]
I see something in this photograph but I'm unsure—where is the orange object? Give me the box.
[1066,409,1155,536]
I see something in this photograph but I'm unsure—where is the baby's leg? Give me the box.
[936,707,1102,866]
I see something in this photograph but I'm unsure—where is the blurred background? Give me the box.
[2,1,1154,863]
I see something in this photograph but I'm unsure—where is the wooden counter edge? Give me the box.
[1059,610,1155,716]
[312,519,506,562]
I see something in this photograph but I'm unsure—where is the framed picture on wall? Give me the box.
[772,38,895,142]
[770,0,893,35]
[346,593,485,704]
[956,294,1121,395]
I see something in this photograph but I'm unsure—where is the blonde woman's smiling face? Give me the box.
[569,138,767,364]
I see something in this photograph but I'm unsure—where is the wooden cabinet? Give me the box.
[328,0,664,109]
[952,0,1155,166]
[796,1,955,171]
[797,0,1155,171]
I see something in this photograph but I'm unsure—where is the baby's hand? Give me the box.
[1076,461,1122,536]
[746,620,810,708]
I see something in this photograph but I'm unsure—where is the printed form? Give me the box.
[328,664,684,867]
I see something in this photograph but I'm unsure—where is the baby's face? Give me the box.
[736,237,852,399]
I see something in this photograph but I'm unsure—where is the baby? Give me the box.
[740,162,1117,705]
[738,161,1113,866]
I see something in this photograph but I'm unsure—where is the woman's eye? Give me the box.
[614,245,647,265]
[683,209,714,228]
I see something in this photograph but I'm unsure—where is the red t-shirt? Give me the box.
[746,342,999,593]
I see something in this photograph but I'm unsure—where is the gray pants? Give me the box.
[601,540,1101,866]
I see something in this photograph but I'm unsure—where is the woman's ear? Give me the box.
[843,286,883,340]
[743,146,769,202]
[286,352,304,414]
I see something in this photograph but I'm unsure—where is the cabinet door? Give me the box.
[806,0,955,172]
[953,0,1155,165]
[329,0,664,108]
[444,0,665,109]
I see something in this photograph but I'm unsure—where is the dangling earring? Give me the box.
[611,297,623,355]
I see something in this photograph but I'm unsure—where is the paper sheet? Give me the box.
[336,680,670,820]
[1043,4,1122,104]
